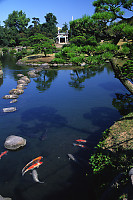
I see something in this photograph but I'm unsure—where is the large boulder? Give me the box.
[4,135,26,150]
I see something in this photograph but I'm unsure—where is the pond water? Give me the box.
[0,55,129,200]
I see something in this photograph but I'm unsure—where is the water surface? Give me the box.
[0,56,129,200]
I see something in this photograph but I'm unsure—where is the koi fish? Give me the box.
[22,156,43,174]
[73,143,85,148]
[0,151,8,159]
[67,154,82,167]
[22,161,43,176]
[76,139,87,143]
[68,154,77,162]
[31,169,44,184]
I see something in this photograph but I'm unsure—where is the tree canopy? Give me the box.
[4,10,30,32]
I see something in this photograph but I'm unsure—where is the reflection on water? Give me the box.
[0,76,3,86]
[18,106,68,138]
[33,70,58,92]
[0,55,130,200]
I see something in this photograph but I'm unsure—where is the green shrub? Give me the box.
[70,55,85,65]
[85,55,102,65]
[2,47,8,54]
[9,49,17,55]
[55,51,63,58]
[52,58,66,64]
[119,46,130,56]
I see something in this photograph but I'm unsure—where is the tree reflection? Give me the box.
[112,93,133,116]
[34,70,58,91]
[0,75,3,86]
[69,66,104,90]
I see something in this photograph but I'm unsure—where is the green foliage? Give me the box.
[52,58,66,64]
[62,22,68,32]
[89,152,112,174]
[95,43,118,53]
[118,46,130,56]
[93,0,133,20]
[85,55,103,65]
[2,47,8,54]
[26,33,56,57]
[81,45,94,55]
[70,55,85,65]
[122,60,133,79]
[4,10,30,32]
[70,15,104,43]
[41,13,58,39]
[70,36,86,46]
[101,52,114,60]
[9,49,17,55]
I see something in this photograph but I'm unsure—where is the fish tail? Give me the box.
[38,181,44,184]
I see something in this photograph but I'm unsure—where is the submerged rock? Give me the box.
[28,70,39,78]
[4,135,26,150]
[2,94,19,99]
[3,107,17,112]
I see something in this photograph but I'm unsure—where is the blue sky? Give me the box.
[0,0,132,28]
[0,0,95,28]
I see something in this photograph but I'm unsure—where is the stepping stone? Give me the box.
[3,107,17,112]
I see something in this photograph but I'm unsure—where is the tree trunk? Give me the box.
[109,58,133,95]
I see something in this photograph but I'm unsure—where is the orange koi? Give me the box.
[76,139,87,143]
[73,143,85,148]
[22,161,43,176]
[0,151,8,159]
[22,156,43,174]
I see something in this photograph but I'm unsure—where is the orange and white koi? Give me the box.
[0,151,8,159]
[73,143,85,148]
[22,161,43,176]
[22,156,43,174]
[76,139,87,143]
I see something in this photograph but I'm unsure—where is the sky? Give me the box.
[0,0,95,28]
[0,0,132,28]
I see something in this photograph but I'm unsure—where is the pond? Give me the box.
[0,55,129,200]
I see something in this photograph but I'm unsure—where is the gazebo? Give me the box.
[56,29,69,44]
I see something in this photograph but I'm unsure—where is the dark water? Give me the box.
[0,55,130,200]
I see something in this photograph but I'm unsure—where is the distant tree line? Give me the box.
[0,11,68,47]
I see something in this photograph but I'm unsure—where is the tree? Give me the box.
[62,22,68,32]
[4,10,30,33]
[92,0,133,94]
[70,15,106,43]
[3,10,30,46]
[29,33,56,56]
[41,13,58,39]
[0,26,9,46]
[93,0,133,21]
